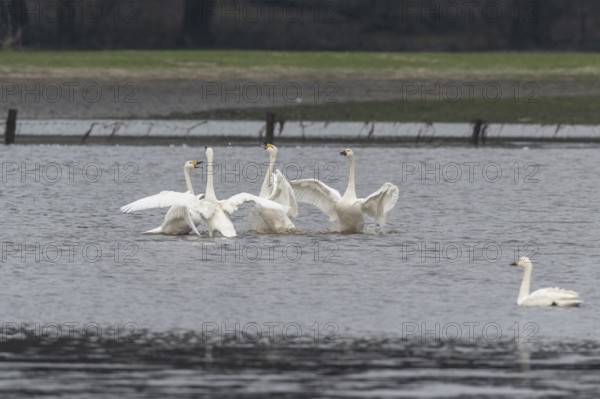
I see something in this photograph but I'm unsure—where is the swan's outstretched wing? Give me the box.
[160,193,206,227]
[184,209,203,237]
[358,183,399,225]
[289,179,341,222]
[121,191,197,212]
[121,191,215,219]
[163,206,191,226]
[525,288,582,307]
[269,170,299,218]
[221,193,289,215]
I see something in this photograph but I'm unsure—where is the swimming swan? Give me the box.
[122,147,288,238]
[290,149,399,233]
[252,143,299,232]
[511,257,582,307]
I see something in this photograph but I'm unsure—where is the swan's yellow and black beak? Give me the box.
[261,142,273,149]
[192,161,203,169]
[511,260,518,266]
[340,150,347,156]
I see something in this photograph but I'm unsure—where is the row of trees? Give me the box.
[1,0,598,50]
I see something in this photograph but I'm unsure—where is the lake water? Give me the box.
[1,144,599,398]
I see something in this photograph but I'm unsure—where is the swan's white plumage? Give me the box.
[289,179,341,222]
[122,161,204,235]
[512,257,582,307]
[121,191,213,235]
[290,149,398,232]
[121,191,212,218]
[252,144,298,232]
[269,170,299,218]
[199,147,288,237]
[221,192,288,215]
[121,149,289,238]
[521,287,581,307]
[359,182,399,225]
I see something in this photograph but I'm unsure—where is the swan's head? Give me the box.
[340,149,354,159]
[184,161,203,171]
[261,142,278,155]
[204,146,214,159]
[512,256,532,268]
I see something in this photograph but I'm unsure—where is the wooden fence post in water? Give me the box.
[5,109,17,145]
[472,118,487,146]
[266,112,276,144]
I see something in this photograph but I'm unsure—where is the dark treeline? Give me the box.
[1,0,598,50]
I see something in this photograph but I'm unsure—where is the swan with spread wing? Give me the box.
[252,143,299,232]
[123,160,204,235]
[121,147,288,238]
[290,149,398,233]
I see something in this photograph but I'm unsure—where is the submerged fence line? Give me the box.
[3,112,600,146]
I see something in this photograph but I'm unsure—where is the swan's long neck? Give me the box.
[260,151,276,198]
[343,156,357,199]
[518,265,532,304]
[205,151,217,201]
[184,167,195,195]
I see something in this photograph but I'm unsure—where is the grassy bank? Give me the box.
[2,50,599,124]
[1,50,600,81]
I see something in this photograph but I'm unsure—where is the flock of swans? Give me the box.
[121,145,399,237]
[121,145,582,308]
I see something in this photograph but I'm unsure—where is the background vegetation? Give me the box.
[1,0,599,51]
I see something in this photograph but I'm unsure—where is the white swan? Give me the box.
[511,257,582,307]
[123,160,204,235]
[122,147,288,238]
[290,149,399,233]
[252,143,299,232]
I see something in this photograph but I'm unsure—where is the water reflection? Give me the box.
[0,332,599,398]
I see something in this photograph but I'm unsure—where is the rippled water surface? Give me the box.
[1,144,599,398]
